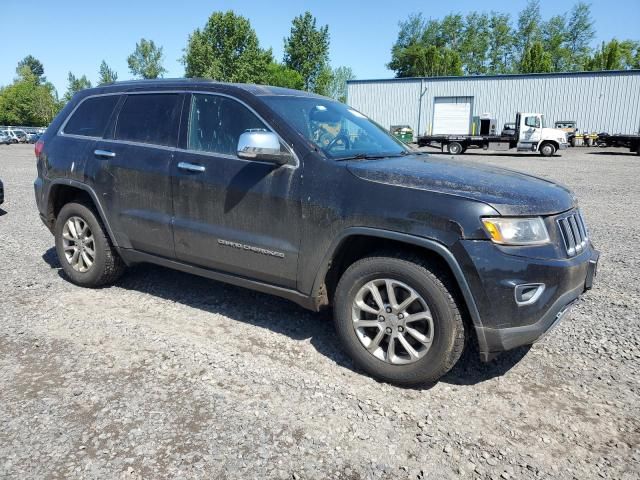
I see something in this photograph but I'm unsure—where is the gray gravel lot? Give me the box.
[0,144,638,479]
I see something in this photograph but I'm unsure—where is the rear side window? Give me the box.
[63,95,120,137]
[115,94,179,146]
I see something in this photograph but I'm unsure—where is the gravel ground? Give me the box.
[0,144,638,479]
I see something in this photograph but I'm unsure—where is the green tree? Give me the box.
[183,11,273,84]
[16,55,45,83]
[542,15,569,71]
[389,14,464,77]
[98,61,118,85]
[64,72,92,102]
[265,63,304,89]
[389,43,462,77]
[390,2,637,76]
[516,0,542,60]
[487,12,513,74]
[395,13,428,49]
[127,38,167,79]
[584,39,640,70]
[0,69,60,126]
[461,12,491,74]
[565,2,595,70]
[619,40,640,69]
[327,66,355,103]
[283,11,330,93]
[520,41,553,73]
[439,14,465,51]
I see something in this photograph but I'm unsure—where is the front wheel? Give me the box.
[54,201,125,287]
[540,142,556,157]
[333,255,465,385]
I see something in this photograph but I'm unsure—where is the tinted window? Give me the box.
[115,94,179,146]
[188,94,268,156]
[64,95,119,137]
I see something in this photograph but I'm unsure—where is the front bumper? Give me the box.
[456,239,599,361]
[558,143,569,150]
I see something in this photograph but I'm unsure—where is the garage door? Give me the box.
[432,97,473,134]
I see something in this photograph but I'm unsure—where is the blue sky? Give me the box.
[2,0,639,95]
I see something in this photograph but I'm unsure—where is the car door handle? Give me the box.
[178,162,206,173]
[94,149,116,158]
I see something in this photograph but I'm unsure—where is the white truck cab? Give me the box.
[516,113,569,156]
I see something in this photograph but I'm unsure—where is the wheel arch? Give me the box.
[47,180,119,247]
[311,227,487,351]
[539,140,559,153]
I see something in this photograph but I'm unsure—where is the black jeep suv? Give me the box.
[34,80,599,385]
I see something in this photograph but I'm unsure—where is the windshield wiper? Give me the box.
[334,153,404,162]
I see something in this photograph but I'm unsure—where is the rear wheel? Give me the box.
[540,142,556,157]
[54,201,125,287]
[333,255,465,385]
[447,142,463,155]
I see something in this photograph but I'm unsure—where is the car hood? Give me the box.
[346,155,575,216]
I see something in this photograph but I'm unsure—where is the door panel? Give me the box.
[172,154,300,287]
[91,141,175,258]
[171,93,301,288]
[518,115,542,149]
[88,92,181,258]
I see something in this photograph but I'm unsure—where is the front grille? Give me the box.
[557,210,589,257]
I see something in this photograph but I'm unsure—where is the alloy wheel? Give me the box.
[352,278,434,365]
[62,216,95,273]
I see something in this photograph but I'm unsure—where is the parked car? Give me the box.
[34,80,599,385]
[26,132,40,143]
[2,130,19,144]
[501,122,516,136]
[12,129,28,143]
[0,131,12,145]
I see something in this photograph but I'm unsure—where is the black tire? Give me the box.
[54,201,125,287]
[540,142,556,157]
[447,142,463,155]
[333,255,465,386]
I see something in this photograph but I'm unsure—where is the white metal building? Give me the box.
[346,70,640,137]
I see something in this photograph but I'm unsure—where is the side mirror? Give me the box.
[237,130,289,165]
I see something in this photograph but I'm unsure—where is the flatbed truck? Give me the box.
[418,112,569,157]
[596,133,640,154]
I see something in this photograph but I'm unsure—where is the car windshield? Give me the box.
[261,96,408,160]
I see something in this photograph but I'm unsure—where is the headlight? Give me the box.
[482,217,550,245]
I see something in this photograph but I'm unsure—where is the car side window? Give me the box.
[115,94,180,146]
[188,94,268,156]
[63,95,120,137]
[525,116,540,128]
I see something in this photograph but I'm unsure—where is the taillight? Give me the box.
[35,140,44,157]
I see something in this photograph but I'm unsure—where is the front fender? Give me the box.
[309,227,487,352]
